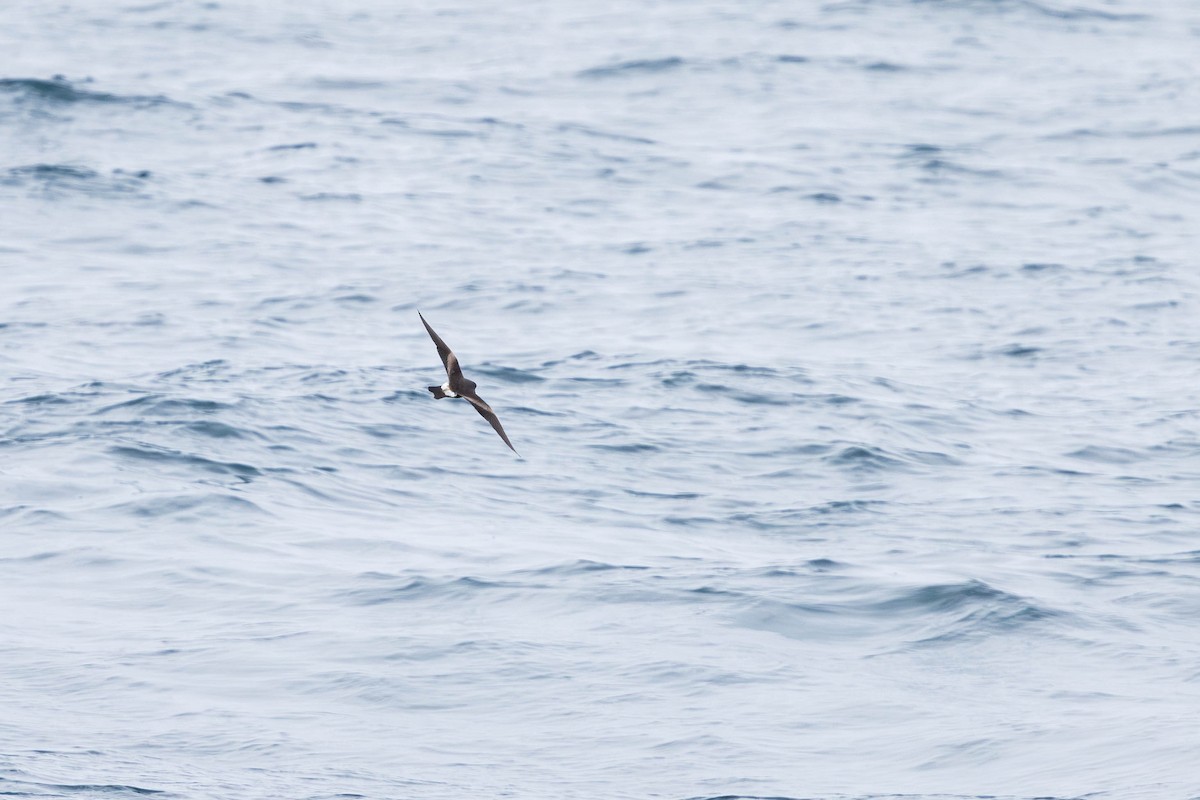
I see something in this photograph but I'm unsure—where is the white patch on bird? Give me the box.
[441,382,458,398]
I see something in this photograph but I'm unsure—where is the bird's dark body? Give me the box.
[426,377,476,399]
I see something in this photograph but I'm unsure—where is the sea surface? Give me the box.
[2,2,1199,799]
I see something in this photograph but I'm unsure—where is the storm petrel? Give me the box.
[419,311,517,454]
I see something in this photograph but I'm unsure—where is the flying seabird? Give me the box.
[419,311,518,454]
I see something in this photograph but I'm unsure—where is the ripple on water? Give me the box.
[107,493,268,520]
[576,56,687,79]
[107,444,262,480]
[92,394,238,417]
[0,163,154,196]
[337,574,537,607]
[0,75,179,107]
[823,444,906,472]
[1067,445,1144,464]
[736,579,1059,648]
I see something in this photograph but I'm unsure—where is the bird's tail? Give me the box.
[427,385,448,399]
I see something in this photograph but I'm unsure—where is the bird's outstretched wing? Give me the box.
[464,394,517,454]
[419,311,463,382]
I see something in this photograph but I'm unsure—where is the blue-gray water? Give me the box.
[2,2,1199,799]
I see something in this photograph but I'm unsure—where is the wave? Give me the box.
[106,492,268,519]
[108,444,261,480]
[0,75,179,108]
[737,579,1059,647]
[337,574,533,606]
[577,57,686,79]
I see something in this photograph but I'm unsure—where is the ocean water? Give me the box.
[2,1,1199,798]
